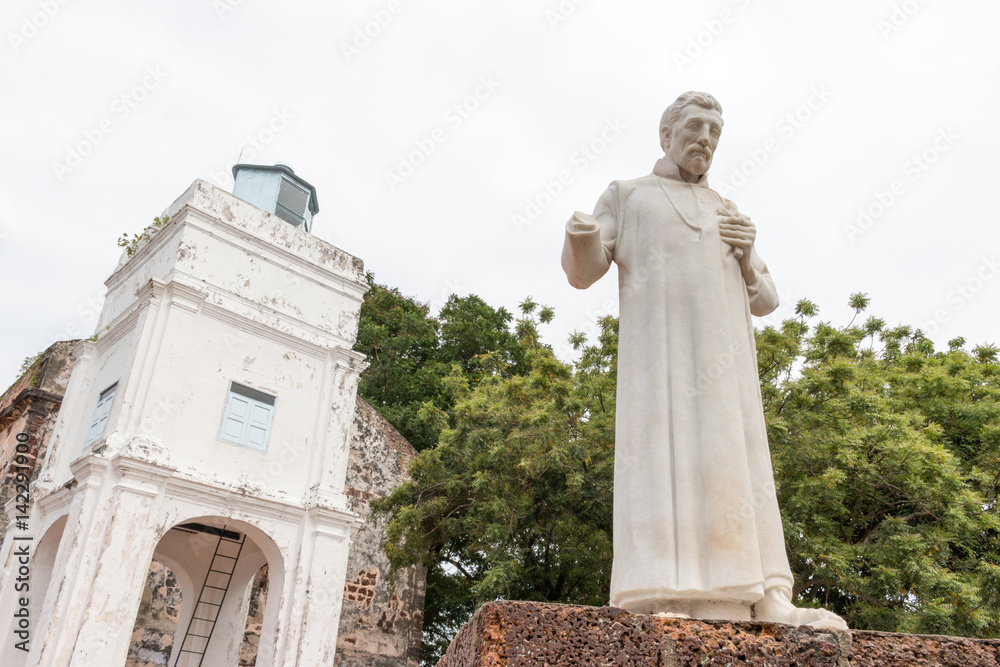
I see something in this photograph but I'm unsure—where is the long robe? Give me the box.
[562,158,794,610]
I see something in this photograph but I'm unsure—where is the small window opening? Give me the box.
[85,383,118,445]
[274,177,309,228]
[219,382,275,451]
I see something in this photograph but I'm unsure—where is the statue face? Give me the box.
[664,104,723,176]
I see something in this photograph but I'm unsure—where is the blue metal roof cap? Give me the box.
[232,163,319,214]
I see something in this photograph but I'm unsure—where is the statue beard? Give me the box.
[677,147,711,177]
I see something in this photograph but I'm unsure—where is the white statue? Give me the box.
[561,91,846,630]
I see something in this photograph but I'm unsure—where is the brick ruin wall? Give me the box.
[0,341,76,535]
[335,398,425,667]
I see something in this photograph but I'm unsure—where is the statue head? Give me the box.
[659,91,724,177]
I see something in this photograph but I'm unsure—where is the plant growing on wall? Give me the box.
[18,353,43,376]
[117,215,170,256]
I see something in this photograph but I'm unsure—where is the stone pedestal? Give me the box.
[436,601,1000,666]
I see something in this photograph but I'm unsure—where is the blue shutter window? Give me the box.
[219,382,275,451]
[85,383,118,446]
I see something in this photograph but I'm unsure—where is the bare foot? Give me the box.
[753,589,847,630]
[654,611,691,619]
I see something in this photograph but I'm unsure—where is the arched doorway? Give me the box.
[124,517,283,667]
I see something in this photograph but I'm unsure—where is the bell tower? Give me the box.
[0,174,369,666]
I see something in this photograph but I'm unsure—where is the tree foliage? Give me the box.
[353,273,526,451]
[374,304,616,661]
[761,294,1000,636]
[364,285,1000,664]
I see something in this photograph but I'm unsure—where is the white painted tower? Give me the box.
[0,175,369,666]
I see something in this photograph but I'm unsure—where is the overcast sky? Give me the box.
[3,0,999,386]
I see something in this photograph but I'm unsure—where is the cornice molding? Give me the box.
[56,450,363,528]
[94,301,144,351]
[192,289,353,357]
[306,504,363,540]
[161,471,319,524]
[33,484,75,518]
[95,273,365,364]
[69,340,96,364]
[68,454,112,488]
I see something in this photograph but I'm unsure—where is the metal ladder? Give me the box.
[173,528,246,666]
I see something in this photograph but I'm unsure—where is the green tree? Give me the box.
[353,273,528,451]
[374,304,616,663]
[759,295,1000,636]
[354,273,445,451]
[438,293,526,380]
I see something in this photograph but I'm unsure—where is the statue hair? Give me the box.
[659,91,723,152]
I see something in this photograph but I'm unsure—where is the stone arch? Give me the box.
[124,515,283,667]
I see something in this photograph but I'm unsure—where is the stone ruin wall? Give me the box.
[436,601,1000,667]
[335,398,425,667]
[124,561,183,667]
[0,341,76,535]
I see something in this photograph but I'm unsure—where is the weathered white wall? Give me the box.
[39,180,368,505]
